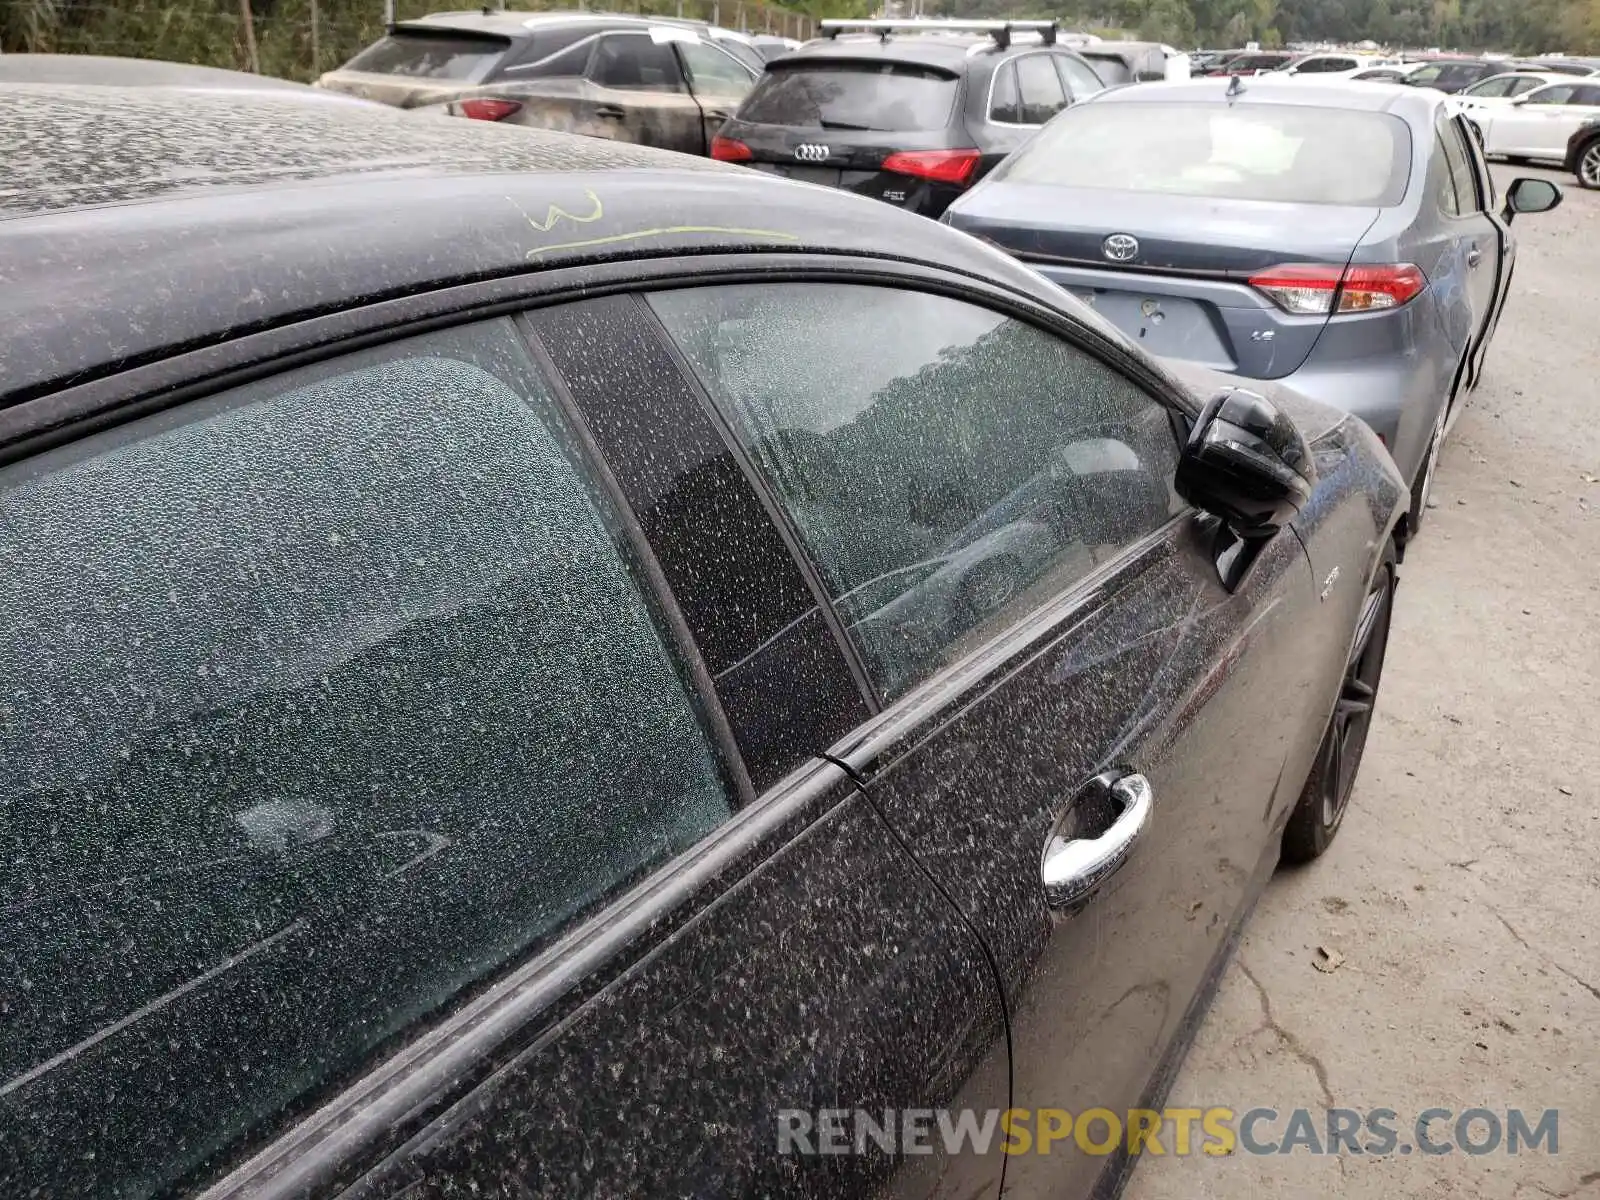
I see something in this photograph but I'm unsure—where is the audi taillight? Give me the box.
[711,136,753,162]
[1250,263,1427,315]
[457,98,522,122]
[881,148,981,186]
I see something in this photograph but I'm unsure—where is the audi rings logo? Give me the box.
[1102,233,1140,262]
[793,143,831,162]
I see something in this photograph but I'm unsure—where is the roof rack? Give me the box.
[818,18,1058,49]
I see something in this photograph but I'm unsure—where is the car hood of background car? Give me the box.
[0,84,1075,408]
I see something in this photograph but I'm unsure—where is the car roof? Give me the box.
[1090,75,1444,117]
[0,52,321,89]
[0,84,1061,408]
[783,32,1056,71]
[395,10,673,38]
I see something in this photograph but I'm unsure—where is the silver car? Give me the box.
[943,77,1562,544]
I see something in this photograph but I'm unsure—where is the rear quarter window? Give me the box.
[994,102,1414,206]
[342,30,512,81]
[735,60,960,132]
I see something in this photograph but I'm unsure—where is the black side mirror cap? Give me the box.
[1503,176,1563,220]
[1175,388,1315,541]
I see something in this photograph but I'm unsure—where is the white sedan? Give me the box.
[1467,79,1600,163]
[1451,71,1573,113]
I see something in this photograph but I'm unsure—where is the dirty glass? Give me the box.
[0,320,734,1197]
[676,39,756,97]
[736,62,960,132]
[529,297,872,785]
[994,102,1414,206]
[343,31,511,81]
[589,34,686,92]
[649,285,1183,703]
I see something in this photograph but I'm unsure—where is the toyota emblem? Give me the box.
[793,143,831,163]
[1102,233,1140,262]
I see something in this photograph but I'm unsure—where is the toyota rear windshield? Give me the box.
[736,61,960,132]
[993,102,1413,206]
[342,29,512,81]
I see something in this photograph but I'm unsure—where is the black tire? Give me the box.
[1577,137,1600,190]
[1281,543,1397,865]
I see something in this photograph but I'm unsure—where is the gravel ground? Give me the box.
[1125,166,1600,1200]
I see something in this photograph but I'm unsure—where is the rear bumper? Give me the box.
[1025,259,1450,486]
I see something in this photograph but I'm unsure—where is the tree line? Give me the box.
[926,0,1598,54]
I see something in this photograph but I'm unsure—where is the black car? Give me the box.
[3,85,1405,1200]
[714,18,1109,217]
[1401,57,1519,93]
[1566,114,1600,187]
[1202,49,1292,76]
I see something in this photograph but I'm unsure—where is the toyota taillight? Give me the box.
[711,136,753,162]
[881,148,981,186]
[456,98,522,122]
[1250,263,1427,315]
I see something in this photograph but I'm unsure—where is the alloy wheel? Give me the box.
[1580,142,1600,189]
[1320,572,1393,828]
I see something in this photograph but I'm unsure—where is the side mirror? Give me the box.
[1175,389,1315,542]
[1503,176,1563,220]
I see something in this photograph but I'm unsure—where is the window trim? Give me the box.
[628,293,883,714]
[498,29,604,76]
[635,276,1191,713]
[986,50,1069,128]
[1437,116,1482,216]
[515,312,758,804]
[671,37,760,91]
[585,29,689,93]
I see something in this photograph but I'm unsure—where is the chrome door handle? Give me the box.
[1467,245,1483,268]
[1041,773,1153,910]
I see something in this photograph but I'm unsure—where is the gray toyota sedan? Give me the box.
[943,77,1562,545]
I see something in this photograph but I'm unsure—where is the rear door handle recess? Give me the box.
[1467,245,1483,269]
[595,105,626,120]
[1041,772,1153,910]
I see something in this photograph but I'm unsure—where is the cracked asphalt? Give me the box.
[1125,166,1600,1199]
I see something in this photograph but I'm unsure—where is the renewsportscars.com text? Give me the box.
[776,1106,1560,1158]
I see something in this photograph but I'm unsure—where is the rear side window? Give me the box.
[1015,54,1068,123]
[649,284,1181,703]
[677,39,756,96]
[1439,119,1480,213]
[342,30,511,81]
[1527,84,1575,104]
[589,33,685,91]
[1,320,736,1197]
[995,102,1413,206]
[1082,54,1133,85]
[1573,84,1600,104]
[736,61,960,131]
[1056,54,1106,100]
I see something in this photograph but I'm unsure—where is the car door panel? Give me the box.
[843,517,1317,1199]
[581,33,705,154]
[641,275,1325,1200]
[1453,113,1516,385]
[338,777,1010,1200]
